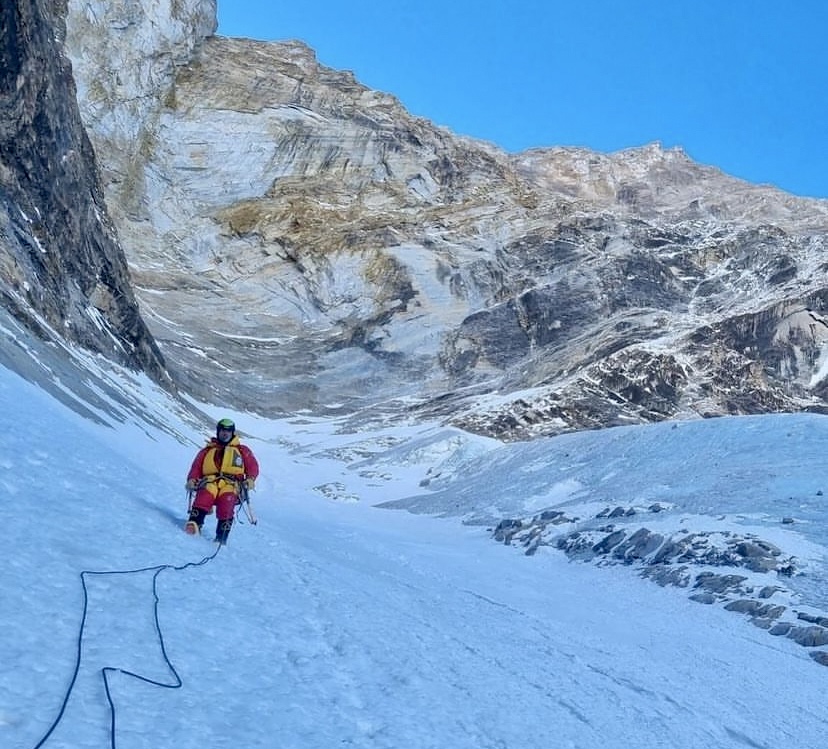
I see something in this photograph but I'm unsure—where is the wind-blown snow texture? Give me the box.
[3,361,828,749]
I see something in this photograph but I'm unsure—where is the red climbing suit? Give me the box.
[186,436,260,521]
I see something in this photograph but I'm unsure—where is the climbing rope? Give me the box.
[32,545,221,749]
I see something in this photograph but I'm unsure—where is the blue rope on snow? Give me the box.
[32,545,221,749]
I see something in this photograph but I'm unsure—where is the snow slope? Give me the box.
[3,362,828,749]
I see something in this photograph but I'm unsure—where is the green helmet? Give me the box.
[216,418,236,443]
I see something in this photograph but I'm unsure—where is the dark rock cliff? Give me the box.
[0,0,168,385]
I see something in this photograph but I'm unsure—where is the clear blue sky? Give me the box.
[218,1,828,199]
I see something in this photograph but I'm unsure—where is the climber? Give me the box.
[185,418,259,544]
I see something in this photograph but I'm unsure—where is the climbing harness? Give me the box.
[187,478,258,526]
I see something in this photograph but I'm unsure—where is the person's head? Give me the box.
[216,417,236,444]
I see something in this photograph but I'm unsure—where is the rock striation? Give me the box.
[4,0,828,441]
[60,2,828,436]
[0,0,168,387]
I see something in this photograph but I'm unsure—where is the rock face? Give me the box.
[0,0,167,384]
[64,0,217,204]
[493,504,828,666]
[7,0,828,439]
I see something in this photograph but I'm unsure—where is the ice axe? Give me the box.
[239,483,258,525]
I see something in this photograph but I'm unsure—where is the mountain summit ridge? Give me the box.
[3,0,828,438]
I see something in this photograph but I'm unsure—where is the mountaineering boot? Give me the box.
[184,507,207,535]
[215,518,233,545]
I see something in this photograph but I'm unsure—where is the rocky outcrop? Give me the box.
[0,0,167,384]
[494,505,828,666]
